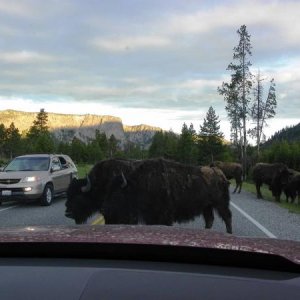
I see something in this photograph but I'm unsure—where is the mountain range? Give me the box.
[0,110,162,148]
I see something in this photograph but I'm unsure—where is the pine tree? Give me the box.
[71,137,88,163]
[27,109,49,138]
[94,130,109,157]
[218,25,252,178]
[5,122,21,158]
[0,124,7,157]
[219,81,242,146]
[30,108,49,135]
[198,107,224,164]
[200,106,224,137]
[149,131,165,158]
[87,141,104,163]
[108,134,118,158]
[177,123,197,164]
[149,131,179,160]
[164,130,179,160]
[26,108,55,153]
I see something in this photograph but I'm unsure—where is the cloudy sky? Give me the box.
[0,0,299,140]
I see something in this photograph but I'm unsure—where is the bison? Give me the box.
[65,158,232,233]
[65,158,141,224]
[283,169,300,203]
[252,163,290,202]
[210,161,243,193]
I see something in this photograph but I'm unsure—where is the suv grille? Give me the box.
[0,179,21,184]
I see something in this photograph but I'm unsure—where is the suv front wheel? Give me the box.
[40,184,53,206]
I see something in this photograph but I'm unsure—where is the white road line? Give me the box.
[230,201,277,238]
[0,205,18,213]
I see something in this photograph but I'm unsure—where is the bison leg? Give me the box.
[291,190,298,203]
[290,192,296,204]
[233,178,242,194]
[238,180,242,193]
[273,190,282,202]
[233,180,242,194]
[203,206,214,229]
[256,182,263,199]
[232,182,238,194]
[216,206,232,234]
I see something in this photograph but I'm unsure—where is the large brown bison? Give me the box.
[252,163,290,202]
[211,161,243,193]
[65,158,232,233]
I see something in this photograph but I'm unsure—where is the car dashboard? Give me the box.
[0,241,299,300]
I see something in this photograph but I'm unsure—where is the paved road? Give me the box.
[0,188,300,241]
[177,188,300,241]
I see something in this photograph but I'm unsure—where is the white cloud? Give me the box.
[0,24,20,36]
[0,51,56,64]
[178,79,222,89]
[0,0,299,136]
[260,58,300,84]
[160,0,300,48]
[0,0,75,20]
[92,35,171,52]
[0,1,32,17]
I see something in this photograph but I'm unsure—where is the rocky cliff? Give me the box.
[0,110,162,148]
[124,124,162,147]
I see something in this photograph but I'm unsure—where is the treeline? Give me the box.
[2,109,298,171]
[0,107,238,166]
[0,109,146,165]
[149,125,234,165]
[260,141,300,171]
[149,106,235,165]
[264,123,300,146]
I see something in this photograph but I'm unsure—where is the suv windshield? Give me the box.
[4,157,50,172]
[0,1,299,247]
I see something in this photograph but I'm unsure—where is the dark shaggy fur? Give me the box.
[283,171,300,203]
[252,163,290,202]
[65,158,141,224]
[211,161,243,193]
[100,159,232,233]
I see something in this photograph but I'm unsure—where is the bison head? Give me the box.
[65,176,99,224]
[270,165,290,201]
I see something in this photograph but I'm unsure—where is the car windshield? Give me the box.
[4,157,50,172]
[0,0,299,261]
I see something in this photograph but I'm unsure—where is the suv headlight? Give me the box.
[22,176,40,182]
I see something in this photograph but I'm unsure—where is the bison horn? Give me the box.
[121,171,127,188]
[81,175,91,193]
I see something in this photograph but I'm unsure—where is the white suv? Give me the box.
[0,154,78,206]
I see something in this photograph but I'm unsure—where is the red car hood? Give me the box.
[0,225,299,265]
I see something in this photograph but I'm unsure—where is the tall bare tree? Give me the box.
[249,75,276,156]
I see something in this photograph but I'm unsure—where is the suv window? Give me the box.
[51,157,62,172]
[5,157,50,171]
[58,156,68,169]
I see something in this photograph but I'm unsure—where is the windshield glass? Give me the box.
[4,157,50,171]
[0,0,299,248]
